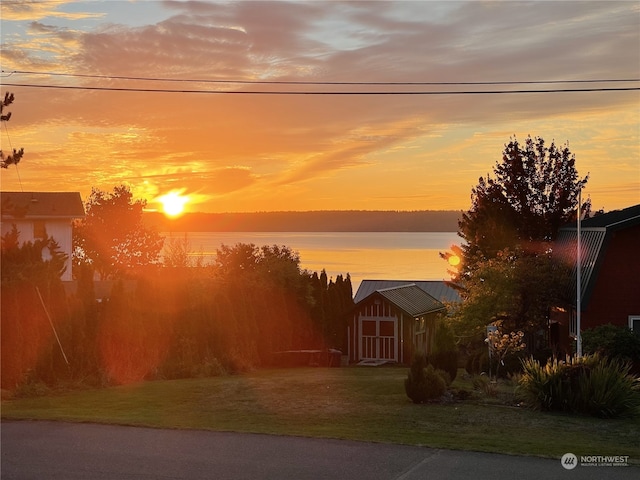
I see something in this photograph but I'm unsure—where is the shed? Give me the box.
[348,283,446,365]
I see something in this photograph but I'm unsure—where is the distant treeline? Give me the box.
[144,210,461,232]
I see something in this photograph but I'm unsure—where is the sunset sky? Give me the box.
[1,0,639,214]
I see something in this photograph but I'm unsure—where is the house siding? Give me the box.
[2,219,76,281]
[582,224,640,329]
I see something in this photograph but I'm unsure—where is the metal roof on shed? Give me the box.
[354,279,460,304]
[355,283,446,318]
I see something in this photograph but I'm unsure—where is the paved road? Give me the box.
[1,421,637,479]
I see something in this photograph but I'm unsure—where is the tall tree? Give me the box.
[448,136,589,357]
[457,136,589,276]
[73,186,164,279]
[0,92,25,169]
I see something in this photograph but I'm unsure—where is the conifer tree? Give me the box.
[0,92,24,169]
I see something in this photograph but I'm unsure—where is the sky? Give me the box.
[1,0,639,214]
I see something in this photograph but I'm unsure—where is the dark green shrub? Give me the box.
[405,355,447,403]
[517,354,640,418]
[583,324,640,374]
[428,350,458,382]
[405,354,428,403]
[451,387,472,401]
[422,364,447,400]
[434,322,456,352]
[465,350,489,375]
[436,368,452,386]
[493,351,526,378]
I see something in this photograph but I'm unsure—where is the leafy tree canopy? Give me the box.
[73,186,164,279]
[450,248,571,346]
[458,136,589,275]
[213,242,315,307]
[447,136,589,355]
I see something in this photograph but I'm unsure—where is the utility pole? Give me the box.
[576,188,582,357]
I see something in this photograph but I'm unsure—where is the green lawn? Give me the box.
[2,367,639,461]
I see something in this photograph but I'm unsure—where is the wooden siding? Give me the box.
[582,224,640,329]
[348,295,440,365]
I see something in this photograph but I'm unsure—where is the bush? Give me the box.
[583,324,640,374]
[404,355,447,403]
[427,350,458,382]
[465,350,489,375]
[517,354,640,418]
[450,387,472,401]
[436,368,452,387]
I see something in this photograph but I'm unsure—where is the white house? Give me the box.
[1,191,85,281]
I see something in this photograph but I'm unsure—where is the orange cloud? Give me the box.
[1,1,638,212]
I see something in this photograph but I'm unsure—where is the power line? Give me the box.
[2,69,639,86]
[1,82,639,95]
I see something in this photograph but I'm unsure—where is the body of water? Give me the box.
[163,231,461,292]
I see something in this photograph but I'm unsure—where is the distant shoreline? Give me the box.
[144,210,462,233]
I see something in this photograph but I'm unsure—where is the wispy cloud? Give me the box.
[1,0,104,22]
[1,1,637,211]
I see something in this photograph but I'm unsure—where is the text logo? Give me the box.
[561,453,578,470]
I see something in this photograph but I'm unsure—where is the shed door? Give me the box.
[359,318,397,361]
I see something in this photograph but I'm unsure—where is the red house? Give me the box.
[552,204,640,352]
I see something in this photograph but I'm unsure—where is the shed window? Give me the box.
[629,316,640,332]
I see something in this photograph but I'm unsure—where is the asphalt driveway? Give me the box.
[1,421,636,479]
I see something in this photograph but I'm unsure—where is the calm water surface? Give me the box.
[163,232,461,291]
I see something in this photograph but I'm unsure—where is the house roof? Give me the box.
[355,283,446,318]
[579,204,640,230]
[555,203,640,309]
[354,279,461,304]
[1,191,85,219]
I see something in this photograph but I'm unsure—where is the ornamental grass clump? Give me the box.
[517,354,640,418]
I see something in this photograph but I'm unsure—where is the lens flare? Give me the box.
[448,254,461,267]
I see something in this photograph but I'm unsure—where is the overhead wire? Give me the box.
[1,69,638,95]
[1,82,638,95]
[3,69,639,86]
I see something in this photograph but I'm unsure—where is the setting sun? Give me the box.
[158,191,189,217]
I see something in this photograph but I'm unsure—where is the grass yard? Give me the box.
[2,366,639,461]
